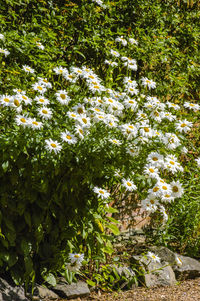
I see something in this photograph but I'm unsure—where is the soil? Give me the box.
[56,277,200,301]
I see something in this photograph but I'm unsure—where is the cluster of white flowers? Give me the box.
[1,35,199,217]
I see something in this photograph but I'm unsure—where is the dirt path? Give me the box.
[63,277,200,301]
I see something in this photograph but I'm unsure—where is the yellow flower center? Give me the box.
[127,182,132,186]
[4,98,10,102]
[39,99,45,102]
[71,114,76,117]
[51,143,57,148]
[77,108,84,114]
[94,85,99,89]
[74,254,80,258]
[82,118,87,124]
[149,168,154,173]
[89,75,95,79]
[14,99,20,106]
[60,94,66,100]
[128,125,134,129]
[144,127,150,132]
[152,157,158,161]
[42,109,48,114]
[153,187,159,192]
[172,186,179,192]
[99,190,104,194]
[162,186,168,190]
[66,135,72,140]
[22,95,27,100]
[37,86,43,90]
[32,121,38,125]
[169,161,175,165]
[150,199,155,204]
[20,118,26,123]
[181,123,187,127]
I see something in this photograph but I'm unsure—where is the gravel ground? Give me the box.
[56,277,200,301]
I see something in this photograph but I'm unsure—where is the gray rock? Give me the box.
[0,277,29,301]
[173,255,200,280]
[131,255,176,287]
[144,261,176,287]
[52,280,90,299]
[149,246,200,280]
[149,246,176,264]
[32,285,59,300]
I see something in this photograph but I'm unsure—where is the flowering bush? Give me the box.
[0,0,199,287]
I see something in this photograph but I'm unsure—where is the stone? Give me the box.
[0,277,29,301]
[52,280,90,299]
[131,255,176,288]
[32,285,59,300]
[173,255,200,280]
[149,246,176,264]
[149,246,200,280]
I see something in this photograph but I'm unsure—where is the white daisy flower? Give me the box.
[61,131,77,144]
[63,73,77,83]
[122,178,137,191]
[75,125,85,139]
[29,118,43,129]
[129,38,138,45]
[66,262,82,272]
[170,181,184,198]
[38,107,53,120]
[67,111,79,120]
[115,36,127,46]
[110,49,120,57]
[19,94,32,105]
[144,165,160,179]
[175,255,183,267]
[36,42,45,50]
[72,104,86,115]
[55,90,70,105]
[175,119,193,133]
[126,146,140,157]
[184,102,200,111]
[45,139,62,154]
[146,251,160,263]
[69,253,84,264]
[139,126,154,138]
[22,65,35,73]
[35,96,49,106]
[0,48,10,56]
[195,157,200,167]
[0,95,13,107]
[15,115,30,127]
[77,114,91,128]
[105,60,118,67]
[125,85,139,96]
[93,187,110,200]
[162,133,180,150]
[54,66,68,75]
[32,83,47,94]
[147,152,164,168]
[109,138,122,146]
[123,61,137,71]
[166,102,180,110]
[37,77,52,89]
[141,77,156,89]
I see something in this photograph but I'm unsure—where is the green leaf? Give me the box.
[86,279,96,287]
[44,273,57,286]
[106,223,120,235]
